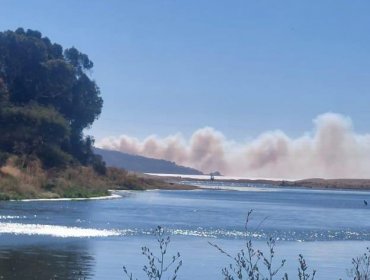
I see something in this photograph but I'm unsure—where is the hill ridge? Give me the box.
[94,147,203,175]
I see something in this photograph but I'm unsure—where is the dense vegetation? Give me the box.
[0,155,185,200]
[0,28,104,171]
[0,28,180,199]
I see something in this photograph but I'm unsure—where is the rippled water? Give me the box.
[0,182,369,279]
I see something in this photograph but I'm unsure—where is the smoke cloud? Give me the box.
[97,113,370,179]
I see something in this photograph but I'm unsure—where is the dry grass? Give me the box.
[0,156,191,200]
[0,165,21,178]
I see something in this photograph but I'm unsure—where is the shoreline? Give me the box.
[8,175,370,202]
[10,184,198,202]
[15,192,123,202]
[151,174,370,192]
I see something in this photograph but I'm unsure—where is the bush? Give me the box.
[209,210,316,280]
[90,154,107,175]
[347,247,370,280]
[210,210,290,280]
[0,151,9,166]
[123,226,182,280]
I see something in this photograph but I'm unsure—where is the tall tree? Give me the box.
[0,28,104,169]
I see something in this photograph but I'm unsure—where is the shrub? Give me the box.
[210,210,316,280]
[123,226,182,280]
[90,154,107,175]
[0,151,9,166]
[347,247,370,280]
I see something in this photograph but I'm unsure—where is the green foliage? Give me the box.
[0,104,73,167]
[60,186,107,199]
[0,151,9,166]
[37,145,73,168]
[90,154,107,175]
[0,27,104,168]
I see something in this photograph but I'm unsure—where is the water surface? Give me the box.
[0,181,369,279]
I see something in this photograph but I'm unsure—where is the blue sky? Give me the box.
[2,0,370,142]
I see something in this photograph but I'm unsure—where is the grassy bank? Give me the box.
[0,156,191,200]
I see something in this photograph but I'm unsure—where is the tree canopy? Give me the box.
[0,28,105,171]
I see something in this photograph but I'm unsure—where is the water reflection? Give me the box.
[0,242,94,280]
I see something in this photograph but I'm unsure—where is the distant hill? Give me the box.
[94,148,203,175]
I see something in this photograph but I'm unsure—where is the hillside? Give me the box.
[94,148,203,175]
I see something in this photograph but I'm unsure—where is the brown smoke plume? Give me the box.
[97,113,370,179]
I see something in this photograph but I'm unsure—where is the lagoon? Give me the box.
[0,181,369,279]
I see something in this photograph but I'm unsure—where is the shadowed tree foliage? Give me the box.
[0,28,104,171]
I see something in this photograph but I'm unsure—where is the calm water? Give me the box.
[0,181,370,279]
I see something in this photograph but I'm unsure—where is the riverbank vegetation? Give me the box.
[0,155,189,200]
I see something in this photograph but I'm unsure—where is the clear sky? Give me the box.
[2,0,370,142]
